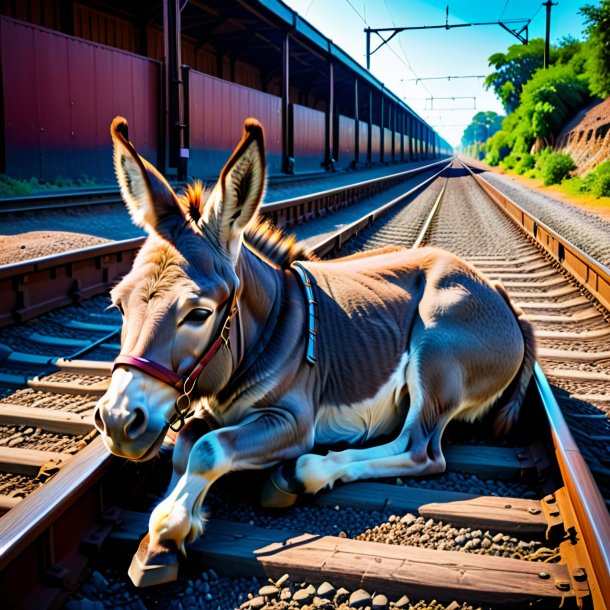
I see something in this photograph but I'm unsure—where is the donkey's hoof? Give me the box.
[128,534,179,587]
[260,467,298,508]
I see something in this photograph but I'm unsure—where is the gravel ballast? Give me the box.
[481,171,610,267]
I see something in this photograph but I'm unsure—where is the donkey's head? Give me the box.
[94,116,265,460]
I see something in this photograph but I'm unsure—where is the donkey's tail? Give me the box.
[492,281,537,436]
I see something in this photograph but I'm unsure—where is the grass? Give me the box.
[499,166,610,215]
[0,174,100,198]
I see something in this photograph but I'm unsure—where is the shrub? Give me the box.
[561,175,587,196]
[0,174,34,197]
[501,152,536,174]
[583,160,610,197]
[535,150,575,185]
[515,153,536,174]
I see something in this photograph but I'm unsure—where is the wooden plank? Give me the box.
[318,482,476,513]
[444,445,533,479]
[54,358,113,376]
[0,404,94,435]
[418,495,546,534]
[317,483,546,534]
[110,512,571,604]
[0,447,69,475]
[26,377,109,396]
[0,494,23,513]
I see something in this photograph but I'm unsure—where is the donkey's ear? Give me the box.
[111,116,180,233]
[203,119,266,260]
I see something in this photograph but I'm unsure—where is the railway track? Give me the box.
[1,160,609,609]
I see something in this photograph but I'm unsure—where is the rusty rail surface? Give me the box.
[262,158,449,230]
[309,162,450,256]
[0,159,450,328]
[0,188,122,214]
[535,364,610,609]
[458,159,610,609]
[459,160,610,312]
[2,159,609,608]
[0,438,118,609]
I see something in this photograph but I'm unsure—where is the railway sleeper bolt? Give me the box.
[572,568,587,582]
[539,571,550,580]
[554,580,571,592]
[101,505,122,524]
[80,522,114,555]
[43,564,70,588]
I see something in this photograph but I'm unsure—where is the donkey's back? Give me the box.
[295,245,534,489]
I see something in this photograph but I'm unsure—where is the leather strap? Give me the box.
[113,354,184,389]
[112,289,238,431]
[291,262,318,366]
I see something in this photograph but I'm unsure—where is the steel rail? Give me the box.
[0,187,123,214]
[457,159,610,608]
[309,161,451,256]
[0,437,116,608]
[411,177,448,249]
[0,160,450,328]
[459,159,610,312]
[1,159,608,607]
[535,364,610,609]
[0,160,450,216]
[261,158,449,228]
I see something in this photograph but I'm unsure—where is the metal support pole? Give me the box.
[354,79,360,166]
[324,60,335,170]
[543,1,557,69]
[365,28,371,70]
[399,111,404,162]
[163,0,185,178]
[380,95,384,163]
[367,90,373,164]
[281,32,292,173]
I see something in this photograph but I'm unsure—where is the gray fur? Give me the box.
[95,117,536,564]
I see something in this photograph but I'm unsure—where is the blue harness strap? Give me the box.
[291,261,318,366]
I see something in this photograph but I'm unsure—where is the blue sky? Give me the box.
[283,0,595,147]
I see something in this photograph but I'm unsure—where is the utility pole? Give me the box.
[364,18,529,71]
[543,1,558,69]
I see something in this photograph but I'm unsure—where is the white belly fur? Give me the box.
[315,350,410,446]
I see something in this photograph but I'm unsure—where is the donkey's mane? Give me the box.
[179,180,314,268]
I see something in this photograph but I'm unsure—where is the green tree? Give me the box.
[515,64,590,148]
[580,0,610,98]
[461,111,504,148]
[484,39,545,113]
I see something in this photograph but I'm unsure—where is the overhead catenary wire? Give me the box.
[381,0,433,96]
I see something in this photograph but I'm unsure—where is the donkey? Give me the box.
[94,116,536,587]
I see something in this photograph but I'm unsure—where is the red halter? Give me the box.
[112,290,238,432]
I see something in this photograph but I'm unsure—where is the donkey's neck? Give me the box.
[234,246,285,370]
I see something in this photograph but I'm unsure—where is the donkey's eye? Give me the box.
[182,308,212,324]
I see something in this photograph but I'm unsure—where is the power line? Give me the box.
[304,0,316,17]
[403,75,485,83]
[365,16,530,69]
[345,0,367,24]
[381,0,432,96]
[499,0,510,21]
[425,107,478,111]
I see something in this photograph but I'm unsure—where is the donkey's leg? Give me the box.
[130,408,313,587]
[295,354,464,494]
[295,409,448,494]
[167,417,216,493]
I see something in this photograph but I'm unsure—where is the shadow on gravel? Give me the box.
[444,166,472,178]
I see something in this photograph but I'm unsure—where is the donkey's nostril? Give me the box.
[93,406,105,433]
[124,407,148,440]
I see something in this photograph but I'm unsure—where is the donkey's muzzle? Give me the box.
[94,399,148,440]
